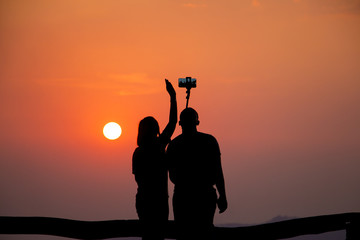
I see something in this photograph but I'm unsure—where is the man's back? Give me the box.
[167,131,221,191]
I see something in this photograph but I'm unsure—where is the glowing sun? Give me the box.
[103,122,122,140]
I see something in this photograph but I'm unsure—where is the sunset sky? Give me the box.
[1,0,360,234]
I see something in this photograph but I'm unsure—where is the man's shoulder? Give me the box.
[171,132,217,140]
[169,132,218,144]
[197,132,220,154]
[197,131,218,142]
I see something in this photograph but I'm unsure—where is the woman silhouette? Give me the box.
[132,79,177,240]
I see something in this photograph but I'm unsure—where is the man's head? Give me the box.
[179,108,199,133]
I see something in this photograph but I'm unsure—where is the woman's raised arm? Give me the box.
[161,79,177,140]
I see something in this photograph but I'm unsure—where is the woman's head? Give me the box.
[137,116,160,146]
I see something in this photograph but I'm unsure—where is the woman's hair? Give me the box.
[137,116,160,147]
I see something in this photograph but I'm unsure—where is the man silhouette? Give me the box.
[166,108,227,240]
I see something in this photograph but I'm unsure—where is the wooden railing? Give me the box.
[1,212,359,239]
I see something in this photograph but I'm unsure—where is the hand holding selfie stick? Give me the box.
[178,76,197,109]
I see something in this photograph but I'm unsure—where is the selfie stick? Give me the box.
[186,87,191,108]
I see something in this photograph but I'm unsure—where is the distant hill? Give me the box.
[216,215,345,240]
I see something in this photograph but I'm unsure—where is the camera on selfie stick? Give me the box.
[178,77,197,108]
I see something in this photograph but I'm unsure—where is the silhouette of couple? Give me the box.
[132,79,227,240]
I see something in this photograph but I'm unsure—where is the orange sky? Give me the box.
[1,0,360,228]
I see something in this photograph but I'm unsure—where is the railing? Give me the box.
[1,212,359,239]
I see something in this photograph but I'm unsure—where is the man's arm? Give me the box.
[215,155,228,213]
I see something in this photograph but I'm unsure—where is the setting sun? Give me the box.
[103,122,122,140]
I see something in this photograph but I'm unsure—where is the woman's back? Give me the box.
[133,140,168,198]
